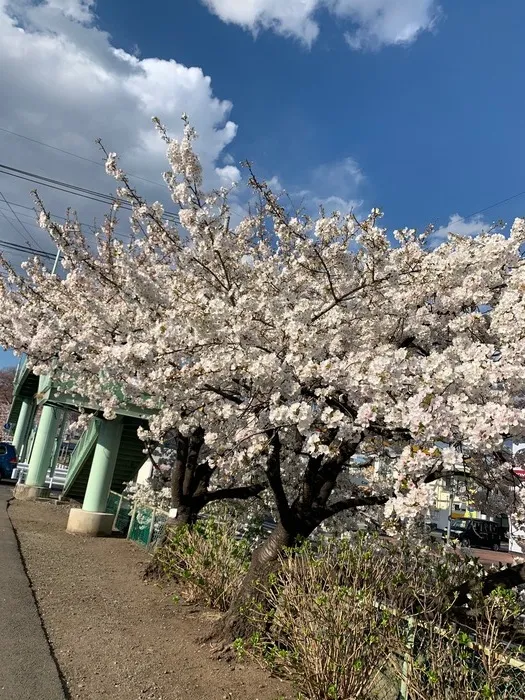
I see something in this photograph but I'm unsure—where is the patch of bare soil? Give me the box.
[8,500,292,700]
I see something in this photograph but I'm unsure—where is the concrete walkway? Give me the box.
[0,485,66,699]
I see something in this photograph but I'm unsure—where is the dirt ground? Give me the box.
[8,499,292,700]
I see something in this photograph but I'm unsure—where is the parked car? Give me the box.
[444,517,502,551]
[0,442,18,482]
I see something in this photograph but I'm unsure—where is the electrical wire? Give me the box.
[7,120,525,231]
[0,199,98,231]
[461,190,525,222]
[0,237,55,260]
[0,205,133,243]
[0,162,180,224]
[0,125,168,191]
[0,190,41,248]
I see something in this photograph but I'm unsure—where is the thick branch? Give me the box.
[323,494,389,516]
[171,433,189,509]
[453,564,525,607]
[203,384,243,405]
[398,336,430,357]
[265,429,290,522]
[184,427,206,496]
[204,483,266,504]
[315,440,361,507]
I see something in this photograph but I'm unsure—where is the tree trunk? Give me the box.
[212,436,361,642]
[453,562,525,606]
[214,521,297,642]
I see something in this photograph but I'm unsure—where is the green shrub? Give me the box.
[245,538,400,700]
[153,517,250,611]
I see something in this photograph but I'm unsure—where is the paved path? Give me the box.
[472,546,517,567]
[0,485,66,699]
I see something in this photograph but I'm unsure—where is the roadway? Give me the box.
[470,546,518,567]
[0,484,66,699]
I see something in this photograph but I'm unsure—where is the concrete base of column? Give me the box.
[14,484,50,501]
[66,508,114,537]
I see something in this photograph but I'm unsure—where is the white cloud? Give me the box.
[202,0,441,49]
[339,0,441,50]
[313,157,365,190]
[215,164,241,186]
[202,0,321,45]
[44,0,95,23]
[259,157,364,218]
[431,214,488,246]
[0,1,239,259]
[300,156,365,215]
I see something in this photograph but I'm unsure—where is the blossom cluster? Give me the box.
[2,119,525,534]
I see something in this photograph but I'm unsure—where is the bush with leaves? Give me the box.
[235,534,525,700]
[151,516,250,611]
[238,536,404,700]
[404,585,524,700]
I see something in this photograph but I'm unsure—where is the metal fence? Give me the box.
[105,490,168,548]
[12,462,69,490]
[368,615,525,700]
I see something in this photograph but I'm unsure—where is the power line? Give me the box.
[0,203,95,232]
[0,208,45,259]
[0,199,98,231]
[0,208,25,248]
[7,123,524,231]
[0,211,41,231]
[0,237,55,260]
[0,125,168,191]
[0,210,133,247]
[0,162,180,223]
[462,190,525,222]
[0,190,41,248]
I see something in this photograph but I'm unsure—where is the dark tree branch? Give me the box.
[453,564,525,607]
[302,455,324,506]
[265,429,290,522]
[309,277,390,324]
[398,336,430,357]
[204,483,266,504]
[323,494,389,516]
[185,427,206,496]
[171,433,189,509]
[315,440,361,507]
[203,384,243,405]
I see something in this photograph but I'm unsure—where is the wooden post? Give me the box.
[400,617,415,700]
[127,502,137,540]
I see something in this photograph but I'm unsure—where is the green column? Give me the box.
[83,417,123,514]
[12,398,34,461]
[25,405,63,487]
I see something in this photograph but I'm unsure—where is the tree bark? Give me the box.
[213,436,364,642]
[214,520,299,641]
[145,428,265,579]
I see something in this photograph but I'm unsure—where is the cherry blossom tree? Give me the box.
[2,119,525,636]
[0,367,16,440]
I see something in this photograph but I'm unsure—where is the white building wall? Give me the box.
[136,459,153,485]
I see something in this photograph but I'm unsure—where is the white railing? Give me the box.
[12,463,69,490]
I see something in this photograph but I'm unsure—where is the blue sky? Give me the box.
[1,0,525,367]
[94,0,525,232]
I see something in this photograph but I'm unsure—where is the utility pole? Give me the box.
[51,249,61,275]
[446,478,455,540]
